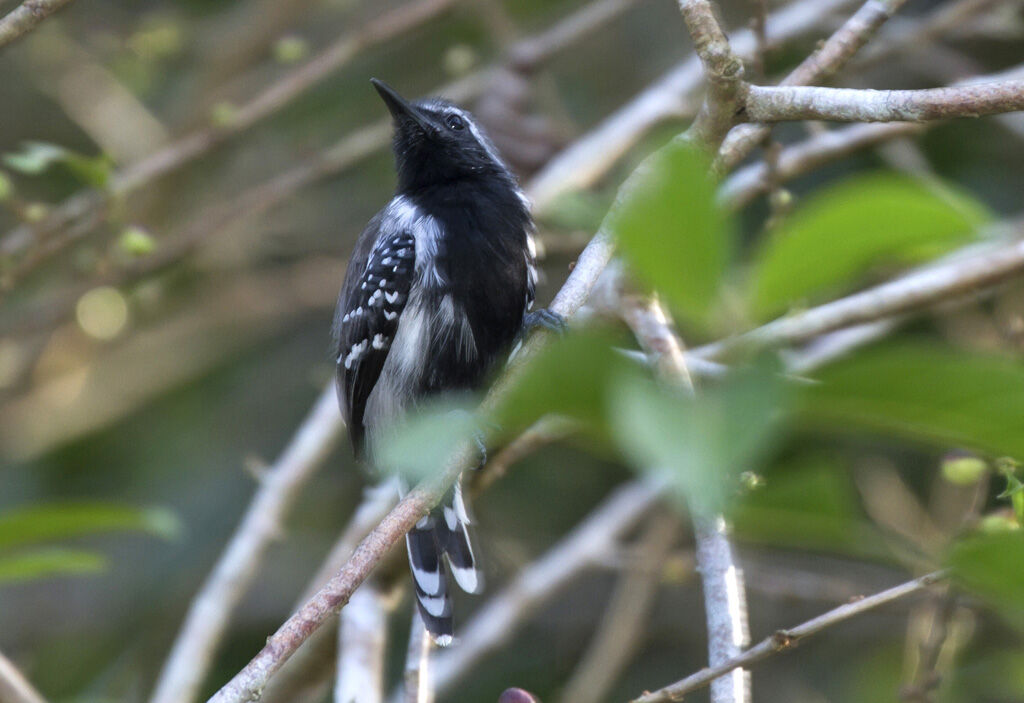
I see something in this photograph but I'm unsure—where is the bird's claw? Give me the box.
[523,309,568,335]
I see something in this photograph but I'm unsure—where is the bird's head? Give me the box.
[371,78,512,192]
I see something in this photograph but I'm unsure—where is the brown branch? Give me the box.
[0,651,47,703]
[676,0,746,149]
[149,387,343,703]
[0,0,75,50]
[744,79,1024,123]
[260,482,399,703]
[632,572,947,703]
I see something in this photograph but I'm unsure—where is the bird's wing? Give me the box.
[333,214,417,454]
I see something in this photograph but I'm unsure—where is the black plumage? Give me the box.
[333,79,539,643]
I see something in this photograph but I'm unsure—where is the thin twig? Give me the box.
[0,651,47,703]
[0,0,76,50]
[404,611,434,703]
[149,386,342,703]
[632,572,947,703]
[260,481,399,703]
[335,581,388,703]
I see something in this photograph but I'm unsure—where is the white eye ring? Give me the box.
[445,114,465,130]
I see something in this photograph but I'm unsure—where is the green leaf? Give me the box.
[731,456,888,558]
[609,141,732,329]
[610,358,788,516]
[0,503,181,551]
[0,548,106,585]
[371,398,482,484]
[947,532,1024,627]
[747,173,988,320]
[800,344,1024,460]
[490,329,634,441]
[2,141,112,187]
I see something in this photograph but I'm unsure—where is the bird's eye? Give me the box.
[445,114,465,131]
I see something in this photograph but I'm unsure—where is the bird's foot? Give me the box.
[523,309,568,335]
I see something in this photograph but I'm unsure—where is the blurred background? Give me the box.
[1,0,1024,701]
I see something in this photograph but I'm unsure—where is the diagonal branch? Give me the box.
[149,386,343,703]
[0,651,47,703]
[0,0,76,50]
[632,571,946,703]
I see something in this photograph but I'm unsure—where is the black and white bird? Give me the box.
[333,79,555,644]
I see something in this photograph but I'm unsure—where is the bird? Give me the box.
[333,79,559,644]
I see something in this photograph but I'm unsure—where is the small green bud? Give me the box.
[211,101,238,128]
[273,35,309,64]
[978,514,1020,534]
[118,226,156,256]
[942,454,988,485]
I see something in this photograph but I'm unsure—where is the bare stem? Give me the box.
[335,582,388,703]
[403,611,434,703]
[632,572,947,703]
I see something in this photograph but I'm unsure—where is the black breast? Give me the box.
[410,177,533,395]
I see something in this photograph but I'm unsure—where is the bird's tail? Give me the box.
[405,478,482,645]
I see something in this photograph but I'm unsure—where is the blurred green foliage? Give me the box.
[747,173,990,319]
[611,141,732,332]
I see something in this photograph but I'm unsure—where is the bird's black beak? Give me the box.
[371,78,434,134]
